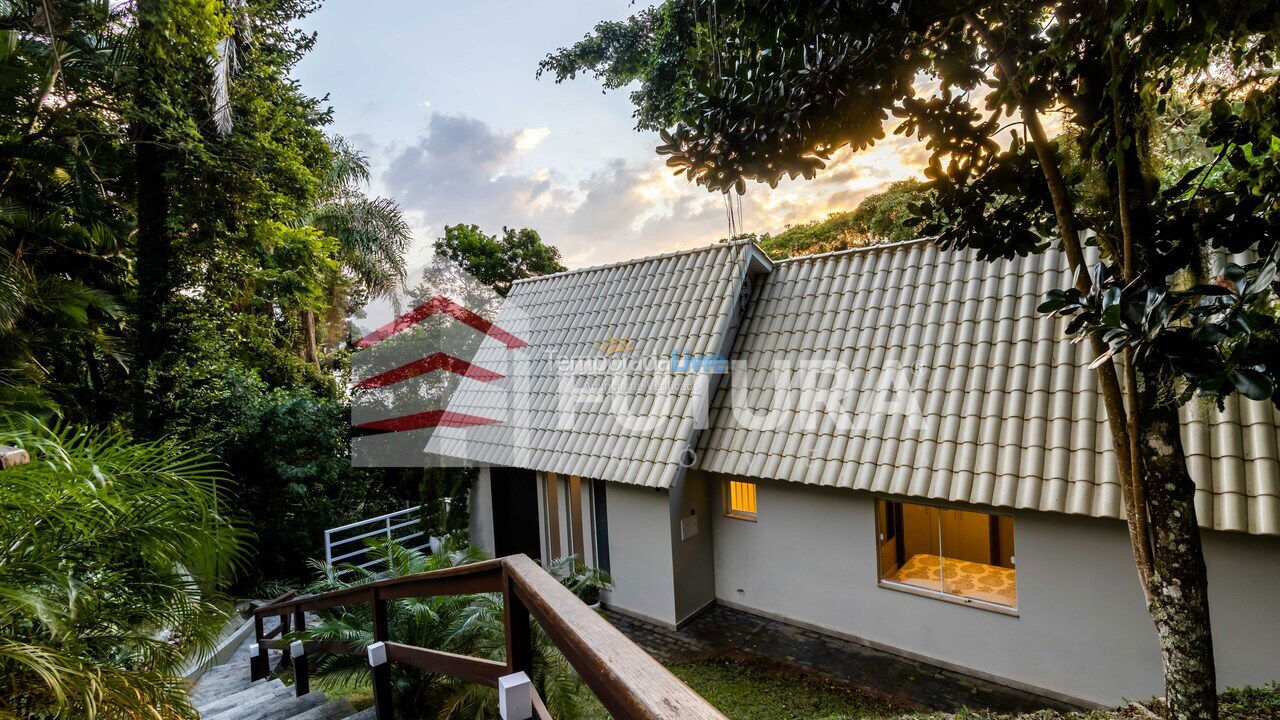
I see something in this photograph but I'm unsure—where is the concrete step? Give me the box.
[191,667,254,705]
[206,689,328,720]
[197,679,289,716]
[344,708,377,720]
[278,698,356,720]
[191,627,369,720]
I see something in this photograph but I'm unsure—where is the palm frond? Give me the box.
[0,415,246,719]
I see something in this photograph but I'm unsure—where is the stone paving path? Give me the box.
[604,604,1083,714]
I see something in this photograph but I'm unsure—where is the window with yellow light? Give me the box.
[724,479,757,520]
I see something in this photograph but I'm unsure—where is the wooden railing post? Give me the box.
[503,567,533,676]
[292,606,309,696]
[291,640,310,696]
[276,610,292,672]
[250,614,269,681]
[369,590,394,720]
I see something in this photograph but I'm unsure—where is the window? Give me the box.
[875,499,1016,610]
[543,473,598,565]
[724,479,757,520]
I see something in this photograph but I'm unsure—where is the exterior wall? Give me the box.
[468,465,495,555]
[598,482,678,625]
[710,475,1280,707]
[670,470,717,624]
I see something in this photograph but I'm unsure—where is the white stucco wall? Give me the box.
[709,475,1280,706]
[598,482,678,625]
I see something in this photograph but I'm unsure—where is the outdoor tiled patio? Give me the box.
[604,604,1083,714]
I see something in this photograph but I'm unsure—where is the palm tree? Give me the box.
[297,137,411,369]
[0,415,246,720]
[299,539,595,720]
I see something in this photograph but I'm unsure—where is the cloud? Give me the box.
[383,111,928,269]
[514,127,551,153]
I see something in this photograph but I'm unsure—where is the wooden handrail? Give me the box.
[252,554,726,720]
[502,555,725,720]
[256,558,504,614]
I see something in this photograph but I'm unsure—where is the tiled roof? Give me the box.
[696,240,1280,535]
[426,240,767,488]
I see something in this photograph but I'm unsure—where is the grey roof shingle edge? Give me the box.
[697,240,1280,536]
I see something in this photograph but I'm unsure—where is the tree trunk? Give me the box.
[301,309,320,370]
[1138,372,1218,720]
[962,14,1219,718]
[131,0,174,439]
[132,118,172,437]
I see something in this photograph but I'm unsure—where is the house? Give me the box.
[423,238,1280,708]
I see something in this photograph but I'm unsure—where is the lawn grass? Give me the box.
[579,656,1280,720]
[582,654,907,720]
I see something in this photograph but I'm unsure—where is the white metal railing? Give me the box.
[324,506,432,573]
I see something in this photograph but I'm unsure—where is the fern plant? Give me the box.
[0,415,246,720]
[299,539,598,720]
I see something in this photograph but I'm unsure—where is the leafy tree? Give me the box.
[186,368,413,586]
[542,2,1280,717]
[299,136,411,369]
[0,0,420,595]
[420,465,473,541]
[434,224,567,296]
[0,415,244,720]
[755,179,930,259]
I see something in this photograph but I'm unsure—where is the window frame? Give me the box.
[723,479,758,521]
[872,497,1019,617]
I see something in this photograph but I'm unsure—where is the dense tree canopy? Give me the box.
[752,179,930,259]
[0,0,420,592]
[433,224,567,296]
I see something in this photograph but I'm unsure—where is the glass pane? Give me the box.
[878,501,943,593]
[727,481,757,515]
[938,508,1016,607]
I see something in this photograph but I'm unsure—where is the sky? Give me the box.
[294,0,930,271]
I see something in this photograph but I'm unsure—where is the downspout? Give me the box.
[667,242,773,491]
[662,243,772,626]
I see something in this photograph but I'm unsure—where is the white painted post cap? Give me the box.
[367,641,387,667]
[290,640,305,656]
[498,671,532,720]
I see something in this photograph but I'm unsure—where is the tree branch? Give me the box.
[962,11,1143,581]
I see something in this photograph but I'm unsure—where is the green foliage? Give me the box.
[299,540,600,720]
[210,373,414,586]
[420,466,474,541]
[755,180,929,259]
[1,0,420,592]
[581,655,901,720]
[0,414,245,720]
[307,135,411,302]
[0,1,424,712]
[544,0,1280,412]
[434,224,567,296]
[543,555,612,606]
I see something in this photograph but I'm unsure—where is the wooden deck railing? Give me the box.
[252,554,726,720]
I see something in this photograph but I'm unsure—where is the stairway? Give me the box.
[190,630,370,720]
